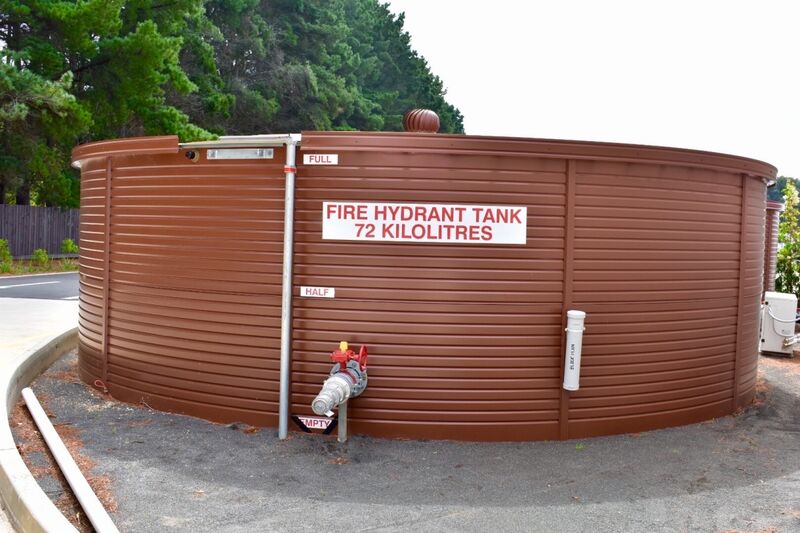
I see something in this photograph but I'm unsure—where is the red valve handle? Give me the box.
[358,345,368,371]
[330,342,368,371]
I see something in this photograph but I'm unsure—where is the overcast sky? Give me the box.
[386,0,799,177]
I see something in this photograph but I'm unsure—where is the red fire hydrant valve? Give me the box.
[330,341,368,371]
[311,341,369,417]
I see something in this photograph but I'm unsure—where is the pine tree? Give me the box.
[0,0,217,205]
[0,0,464,206]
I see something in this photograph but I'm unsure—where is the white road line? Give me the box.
[62,296,79,300]
[0,281,60,289]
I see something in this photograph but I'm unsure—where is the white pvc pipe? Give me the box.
[562,310,586,391]
[21,387,119,533]
[278,137,299,440]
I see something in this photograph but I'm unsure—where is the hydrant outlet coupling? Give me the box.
[312,374,356,416]
[310,342,368,417]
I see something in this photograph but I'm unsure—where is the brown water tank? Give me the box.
[764,200,784,293]
[72,133,776,441]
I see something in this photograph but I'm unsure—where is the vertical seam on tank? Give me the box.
[765,201,780,293]
[559,159,576,439]
[101,156,112,385]
[732,173,748,409]
[764,204,770,292]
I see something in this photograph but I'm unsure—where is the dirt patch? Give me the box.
[225,422,262,435]
[11,394,117,532]
[45,370,82,384]
[42,355,84,386]
[753,374,771,407]
[760,353,800,375]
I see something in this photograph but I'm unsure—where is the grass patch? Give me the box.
[0,258,78,275]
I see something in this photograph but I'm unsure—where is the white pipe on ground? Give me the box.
[21,387,119,533]
[562,310,586,391]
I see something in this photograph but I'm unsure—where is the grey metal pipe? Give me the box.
[182,133,301,439]
[22,387,119,533]
[278,137,299,440]
[179,134,296,149]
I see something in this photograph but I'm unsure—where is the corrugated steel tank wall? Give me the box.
[295,134,567,440]
[74,133,774,441]
[76,138,286,427]
[567,160,764,438]
[763,201,784,293]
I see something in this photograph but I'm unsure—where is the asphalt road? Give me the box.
[0,272,78,300]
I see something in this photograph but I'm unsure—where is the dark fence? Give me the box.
[0,205,80,258]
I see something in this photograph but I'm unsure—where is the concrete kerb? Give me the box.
[0,328,79,533]
[0,272,79,280]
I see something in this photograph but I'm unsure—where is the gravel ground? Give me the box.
[15,350,800,533]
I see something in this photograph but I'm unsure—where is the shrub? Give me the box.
[32,248,50,267]
[0,239,11,264]
[0,262,11,274]
[61,238,79,255]
[776,179,800,297]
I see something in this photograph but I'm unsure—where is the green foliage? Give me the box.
[31,248,49,266]
[0,236,11,273]
[0,238,11,264]
[1,0,463,207]
[0,64,90,206]
[776,178,800,297]
[181,0,464,134]
[0,0,216,206]
[768,177,792,203]
[61,238,79,255]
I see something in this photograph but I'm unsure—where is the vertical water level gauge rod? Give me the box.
[562,310,586,391]
[279,135,300,440]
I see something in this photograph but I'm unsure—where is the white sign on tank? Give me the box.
[304,154,339,165]
[322,201,527,245]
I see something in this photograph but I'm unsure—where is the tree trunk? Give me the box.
[15,185,30,206]
[0,181,6,204]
